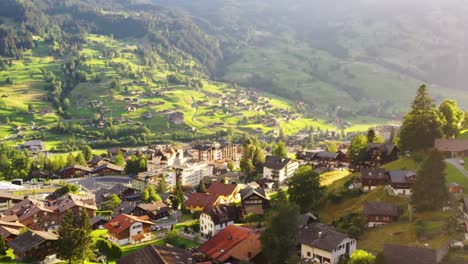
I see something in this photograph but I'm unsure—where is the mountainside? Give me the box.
[149,0,468,117]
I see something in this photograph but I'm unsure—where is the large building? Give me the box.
[434,138,468,158]
[263,156,299,184]
[192,141,239,162]
[200,204,238,237]
[174,162,213,187]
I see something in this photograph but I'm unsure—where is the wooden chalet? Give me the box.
[60,165,93,178]
[363,202,401,227]
[240,187,270,215]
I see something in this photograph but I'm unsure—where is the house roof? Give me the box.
[206,182,239,197]
[4,198,54,222]
[91,216,109,226]
[23,140,44,147]
[299,222,349,252]
[382,244,437,264]
[186,193,220,210]
[104,214,153,235]
[113,201,137,217]
[315,151,339,159]
[367,143,398,155]
[136,202,169,215]
[388,170,416,184]
[0,225,20,238]
[0,191,23,201]
[117,244,191,264]
[109,183,132,195]
[49,193,98,213]
[363,202,400,217]
[93,163,124,173]
[360,168,388,180]
[434,138,468,152]
[0,220,25,229]
[8,230,58,254]
[240,187,268,201]
[60,165,93,173]
[198,225,261,262]
[202,204,238,225]
[264,156,294,170]
[298,213,318,230]
[0,215,19,223]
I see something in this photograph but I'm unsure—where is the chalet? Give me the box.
[198,225,263,263]
[388,170,416,196]
[0,192,24,212]
[92,163,124,176]
[87,156,111,168]
[113,201,136,217]
[206,182,241,204]
[117,245,192,264]
[8,230,58,262]
[314,151,340,167]
[448,182,464,194]
[4,198,55,231]
[363,202,401,227]
[91,216,109,230]
[336,149,348,163]
[300,222,356,264]
[365,143,399,167]
[131,202,170,221]
[150,145,184,166]
[104,214,153,246]
[22,140,45,152]
[360,168,389,192]
[47,193,97,230]
[108,147,126,157]
[0,220,25,242]
[30,170,52,179]
[60,165,93,178]
[240,187,270,215]
[295,151,318,162]
[200,204,238,237]
[263,156,299,184]
[434,138,468,158]
[186,193,221,212]
[382,244,439,264]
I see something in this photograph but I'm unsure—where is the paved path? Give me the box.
[445,158,468,178]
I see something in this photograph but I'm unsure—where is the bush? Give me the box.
[0,256,11,262]
[96,239,122,259]
[164,231,179,245]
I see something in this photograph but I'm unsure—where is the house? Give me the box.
[87,156,111,168]
[300,222,357,264]
[0,192,23,212]
[198,225,263,263]
[131,202,170,221]
[0,220,25,242]
[174,163,213,187]
[22,140,45,152]
[448,182,464,194]
[263,156,299,184]
[48,193,98,230]
[193,141,239,162]
[168,111,184,125]
[360,168,389,192]
[206,182,241,204]
[113,201,137,217]
[92,163,124,176]
[388,170,416,196]
[186,193,221,212]
[117,244,192,264]
[4,198,56,231]
[314,151,340,167]
[150,145,184,166]
[30,170,53,179]
[8,230,59,262]
[363,202,401,227]
[91,216,109,230]
[434,138,468,158]
[382,244,439,264]
[365,143,399,167]
[104,214,154,246]
[240,187,270,215]
[336,149,348,163]
[296,151,318,162]
[200,204,238,237]
[95,183,138,205]
[60,165,93,178]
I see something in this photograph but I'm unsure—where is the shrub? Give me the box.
[164,231,179,245]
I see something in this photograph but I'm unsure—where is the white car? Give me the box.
[459,159,465,165]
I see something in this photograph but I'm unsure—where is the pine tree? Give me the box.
[411,150,448,212]
[75,152,86,166]
[197,180,206,193]
[399,85,443,151]
[174,180,185,210]
[58,211,77,263]
[367,128,376,143]
[76,210,93,263]
[81,145,93,161]
[156,175,169,193]
[66,153,76,167]
[0,237,7,256]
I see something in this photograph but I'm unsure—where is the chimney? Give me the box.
[318,231,323,238]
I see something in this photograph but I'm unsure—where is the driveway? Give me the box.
[63,176,132,190]
[445,158,468,178]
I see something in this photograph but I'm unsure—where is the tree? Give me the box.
[101,194,121,211]
[66,153,76,167]
[54,184,79,197]
[28,103,34,113]
[3,116,9,124]
[367,129,376,143]
[58,211,76,263]
[114,153,125,166]
[125,155,146,174]
[81,145,93,161]
[197,180,206,193]
[227,161,235,171]
[76,210,93,263]
[411,150,448,211]
[0,237,6,256]
[348,134,368,168]
[75,152,86,166]
[173,180,185,210]
[156,175,169,193]
[287,166,324,213]
[325,141,338,153]
[439,99,464,138]
[261,189,300,264]
[142,185,162,203]
[272,141,288,158]
[348,249,376,264]
[399,85,443,151]
[141,189,150,202]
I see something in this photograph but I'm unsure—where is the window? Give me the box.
[307,252,311,257]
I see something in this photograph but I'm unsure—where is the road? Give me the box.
[445,158,468,178]
[64,176,132,190]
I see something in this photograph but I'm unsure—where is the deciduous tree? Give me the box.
[272,141,288,158]
[287,166,324,213]
[439,99,464,138]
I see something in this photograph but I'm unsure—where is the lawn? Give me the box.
[381,157,420,171]
[320,170,351,187]
[445,163,468,193]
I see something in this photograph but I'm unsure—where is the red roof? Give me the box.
[104,214,153,235]
[186,193,220,210]
[206,182,239,197]
[198,225,261,262]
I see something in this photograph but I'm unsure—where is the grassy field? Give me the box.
[445,163,468,193]
[320,170,351,186]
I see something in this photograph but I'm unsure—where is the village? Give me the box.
[0,131,467,264]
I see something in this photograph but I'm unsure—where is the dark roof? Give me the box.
[367,143,399,155]
[360,168,389,180]
[315,151,339,159]
[240,187,268,201]
[298,213,318,229]
[264,156,293,170]
[117,244,191,264]
[0,191,23,201]
[363,202,400,217]
[388,170,416,184]
[299,222,350,252]
[383,244,437,264]
[93,163,124,173]
[60,165,93,173]
[206,182,239,197]
[202,204,238,225]
[113,201,136,217]
[186,193,220,209]
[8,230,58,254]
[109,183,132,195]
[91,216,109,226]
